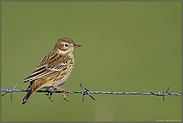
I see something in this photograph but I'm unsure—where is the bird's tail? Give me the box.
[22,79,46,105]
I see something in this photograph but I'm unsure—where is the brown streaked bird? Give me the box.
[22,37,81,104]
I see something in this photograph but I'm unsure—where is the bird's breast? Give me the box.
[46,56,74,90]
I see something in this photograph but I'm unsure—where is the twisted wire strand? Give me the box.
[1,89,182,95]
[1,83,182,102]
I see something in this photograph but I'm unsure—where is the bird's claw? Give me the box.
[46,92,53,102]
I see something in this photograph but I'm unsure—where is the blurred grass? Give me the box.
[1,1,182,122]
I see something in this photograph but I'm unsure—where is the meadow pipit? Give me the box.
[22,37,81,104]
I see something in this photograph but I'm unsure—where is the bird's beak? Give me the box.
[72,44,81,48]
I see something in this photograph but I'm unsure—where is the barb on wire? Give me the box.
[164,87,170,101]
[150,87,171,101]
[1,83,182,102]
[80,83,95,102]
[1,82,18,101]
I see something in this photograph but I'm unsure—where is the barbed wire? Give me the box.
[1,83,182,102]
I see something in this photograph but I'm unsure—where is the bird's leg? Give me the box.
[52,86,69,102]
[45,91,53,102]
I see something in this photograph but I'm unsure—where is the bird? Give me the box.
[22,37,81,104]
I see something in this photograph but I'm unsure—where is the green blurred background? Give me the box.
[1,1,182,122]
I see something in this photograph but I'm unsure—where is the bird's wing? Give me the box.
[23,52,70,83]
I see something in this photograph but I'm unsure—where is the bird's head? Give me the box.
[53,37,81,55]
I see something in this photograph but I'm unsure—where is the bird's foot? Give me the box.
[52,86,69,102]
[45,92,53,102]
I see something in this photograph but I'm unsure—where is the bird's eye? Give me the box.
[64,43,68,47]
